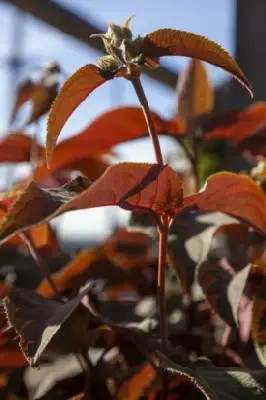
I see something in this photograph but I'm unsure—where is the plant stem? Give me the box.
[131,76,164,165]
[158,215,169,399]
[177,138,194,166]
[158,216,168,353]
[192,130,201,191]
[20,232,62,301]
[130,72,169,399]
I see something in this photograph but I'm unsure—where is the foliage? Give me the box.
[0,13,266,400]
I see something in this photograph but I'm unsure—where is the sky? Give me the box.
[0,0,235,244]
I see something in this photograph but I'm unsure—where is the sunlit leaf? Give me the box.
[27,223,63,258]
[34,153,109,184]
[46,106,185,170]
[204,102,266,142]
[142,29,252,96]
[37,248,100,297]
[118,363,156,400]
[69,394,86,400]
[183,172,266,235]
[46,65,122,167]
[0,163,183,245]
[232,124,266,156]
[37,246,151,298]
[24,355,87,400]
[0,175,91,245]
[0,133,39,163]
[177,59,214,124]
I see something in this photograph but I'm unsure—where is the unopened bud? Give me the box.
[97,55,120,72]
[120,35,143,63]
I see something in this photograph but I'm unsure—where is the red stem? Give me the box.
[131,76,164,165]
[131,74,168,399]
[158,216,168,353]
[158,215,169,399]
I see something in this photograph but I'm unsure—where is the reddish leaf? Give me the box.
[0,330,27,373]
[118,363,156,400]
[204,102,266,142]
[27,223,63,258]
[37,247,151,298]
[37,248,100,297]
[103,228,153,270]
[70,394,86,400]
[34,153,110,184]
[0,163,183,245]
[0,133,39,163]
[142,29,252,96]
[26,81,58,126]
[0,175,91,245]
[3,283,98,366]
[11,80,36,122]
[46,65,122,167]
[46,106,185,170]
[177,59,214,123]
[183,172,266,234]
[12,64,61,127]
[232,124,266,156]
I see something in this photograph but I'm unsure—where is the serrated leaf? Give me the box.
[46,65,122,168]
[3,283,97,366]
[183,172,266,235]
[158,351,266,399]
[0,163,183,245]
[142,28,252,96]
[177,59,214,124]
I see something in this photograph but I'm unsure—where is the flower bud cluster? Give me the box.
[90,14,144,73]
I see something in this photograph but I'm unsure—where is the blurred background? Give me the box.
[0,0,264,250]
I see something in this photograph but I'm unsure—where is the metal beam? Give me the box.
[2,0,232,109]
[3,0,179,88]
